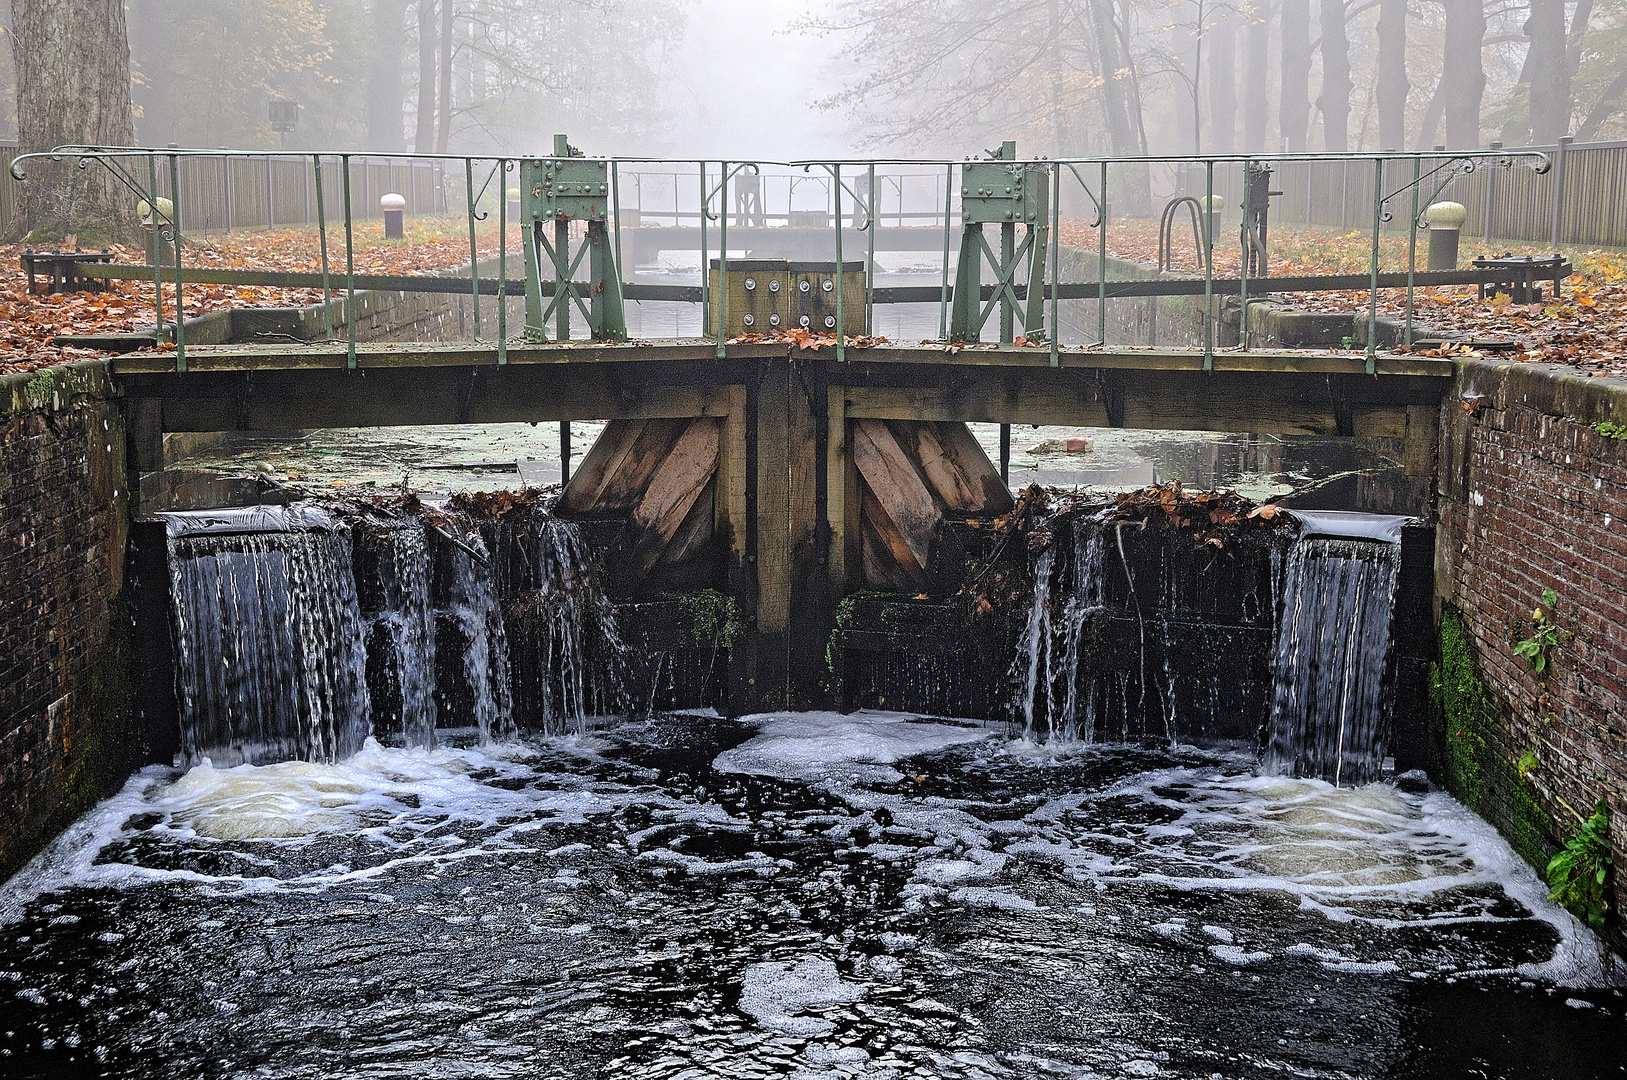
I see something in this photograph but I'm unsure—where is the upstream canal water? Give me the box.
[2,712,1622,1079]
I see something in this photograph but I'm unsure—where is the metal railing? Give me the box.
[10,144,1553,376]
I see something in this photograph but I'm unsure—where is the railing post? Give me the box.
[168,152,186,373]
[865,163,876,337]
[497,158,508,365]
[1483,140,1502,242]
[1098,160,1108,347]
[611,160,624,298]
[266,154,275,230]
[939,162,953,341]
[342,154,357,371]
[718,161,729,359]
[314,155,333,340]
[465,158,482,340]
[1048,160,1060,367]
[1550,135,1572,247]
[1366,156,1383,375]
[699,161,709,340]
[1405,155,1421,346]
[834,162,846,363]
[1203,160,1214,371]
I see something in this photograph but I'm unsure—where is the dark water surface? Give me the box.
[2,712,1622,1079]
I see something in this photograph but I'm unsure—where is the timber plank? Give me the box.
[852,419,939,573]
[559,419,648,514]
[594,419,690,511]
[628,419,722,574]
[661,479,716,567]
[860,481,926,591]
[931,420,1016,513]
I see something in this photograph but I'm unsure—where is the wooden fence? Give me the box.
[0,148,453,237]
[1264,140,1627,250]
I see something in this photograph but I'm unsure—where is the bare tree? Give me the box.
[366,0,409,151]
[1242,0,1272,151]
[1280,0,1311,150]
[11,0,136,241]
[1526,0,1570,141]
[1441,0,1487,148]
[1376,0,1408,149]
[1317,0,1352,150]
[1208,6,1238,153]
[415,0,437,152]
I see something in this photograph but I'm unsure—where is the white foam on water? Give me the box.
[738,957,866,1038]
[0,737,651,917]
[1017,760,1625,988]
[714,711,993,785]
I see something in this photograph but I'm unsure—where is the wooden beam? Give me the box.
[628,419,722,574]
[110,339,1457,379]
[852,420,938,574]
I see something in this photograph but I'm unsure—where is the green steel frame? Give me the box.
[11,141,1553,377]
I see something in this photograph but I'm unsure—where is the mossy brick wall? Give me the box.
[0,361,134,880]
[1435,357,1627,934]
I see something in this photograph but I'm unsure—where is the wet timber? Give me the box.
[115,341,1453,711]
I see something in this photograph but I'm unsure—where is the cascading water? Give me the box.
[162,507,371,767]
[1011,516,1107,743]
[359,521,438,748]
[443,532,515,744]
[499,516,626,733]
[1264,524,1403,786]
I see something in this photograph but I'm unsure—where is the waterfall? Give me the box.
[500,516,626,734]
[162,507,370,767]
[1010,516,1107,743]
[359,522,438,748]
[1264,535,1401,786]
[443,533,515,745]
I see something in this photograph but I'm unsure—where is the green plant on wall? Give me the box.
[1433,609,1556,868]
[1435,611,1487,808]
[1547,802,1613,930]
[1593,421,1627,440]
[680,589,742,652]
[1513,589,1568,675]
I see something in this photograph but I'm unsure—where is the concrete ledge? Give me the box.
[1455,355,1627,428]
[1,359,117,418]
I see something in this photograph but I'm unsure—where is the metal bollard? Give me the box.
[381,192,406,239]
[1200,194,1226,245]
[1424,201,1466,271]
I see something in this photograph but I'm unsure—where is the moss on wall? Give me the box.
[1433,608,1556,871]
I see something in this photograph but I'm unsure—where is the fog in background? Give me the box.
[4,0,1627,157]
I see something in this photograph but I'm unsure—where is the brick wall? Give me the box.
[0,361,134,879]
[1436,357,1627,934]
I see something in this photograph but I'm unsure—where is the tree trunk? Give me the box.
[1574,66,1627,140]
[1242,0,1272,151]
[1208,9,1237,153]
[366,0,408,151]
[11,0,136,243]
[1279,0,1311,150]
[1317,0,1352,150]
[1526,0,1569,143]
[435,0,454,153]
[1414,83,1445,149]
[415,0,437,153]
[1089,0,1136,155]
[1376,0,1408,149]
[1441,0,1486,149]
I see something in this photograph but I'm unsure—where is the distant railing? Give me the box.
[1257,139,1627,249]
[5,144,1558,376]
